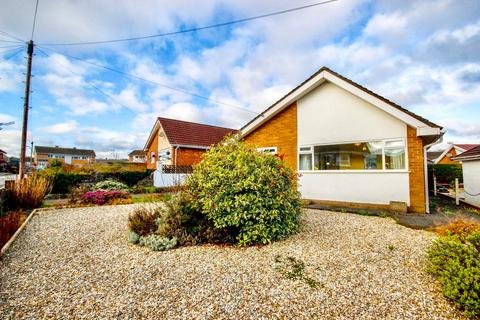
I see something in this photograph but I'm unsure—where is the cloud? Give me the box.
[42,120,79,134]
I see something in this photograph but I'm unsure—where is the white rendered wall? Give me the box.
[463,160,480,207]
[299,172,410,205]
[297,81,410,205]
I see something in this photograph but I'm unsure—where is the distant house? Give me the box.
[241,67,443,214]
[428,143,480,164]
[452,145,480,207]
[128,150,147,163]
[34,146,96,168]
[144,117,236,185]
[0,149,7,171]
[0,149,7,164]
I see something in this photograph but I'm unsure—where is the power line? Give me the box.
[1,47,24,61]
[0,29,26,43]
[0,44,23,49]
[0,46,24,54]
[36,47,156,115]
[0,39,24,44]
[38,45,258,115]
[31,0,40,40]
[39,0,338,46]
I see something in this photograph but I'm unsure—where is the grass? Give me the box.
[132,194,172,204]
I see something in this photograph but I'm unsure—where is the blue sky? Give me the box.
[1,0,479,158]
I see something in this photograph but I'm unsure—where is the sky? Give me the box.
[0,0,479,158]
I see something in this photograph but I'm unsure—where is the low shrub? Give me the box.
[128,207,160,236]
[186,136,301,246]
[92,180,128,191]
[127,231,140,244]
[433,220,480,242]
[9,175,53,210]
[139,234,177,251]
[81,190,130,206]
[0,210,25,248]
[427,232,480,317]
[132,194,171,204]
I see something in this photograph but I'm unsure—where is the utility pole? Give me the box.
[19,40,34,178]
[30,141,34,170]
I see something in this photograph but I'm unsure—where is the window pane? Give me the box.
[385,148,405,169]
[314,142,382,170]
[385,140,404,148]
[299,153,312,170]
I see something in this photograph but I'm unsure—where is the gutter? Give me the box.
[423,135,443,213]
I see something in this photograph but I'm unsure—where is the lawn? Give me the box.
[0,205,464,319]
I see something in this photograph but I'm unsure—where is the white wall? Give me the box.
[297,81,410,206]
[299,172,410,205]
[153,170,189,187]
[298,82,406,145]
[64,155,72,164]
[462,160,480,207]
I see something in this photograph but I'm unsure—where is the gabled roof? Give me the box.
[427,151,443,162]
[34,146,96,156]
[454,144,480,152]
[0,149,6,154]
[144,117,237,150]
[128,150,146,156]
[241,66,442,137]
[452,145,480,161]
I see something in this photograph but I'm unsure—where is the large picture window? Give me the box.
[299,139,406,171]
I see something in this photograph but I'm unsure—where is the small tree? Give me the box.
[186,136,301,245]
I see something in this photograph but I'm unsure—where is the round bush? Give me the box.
[186,137,301,246]
[92,180,128,191]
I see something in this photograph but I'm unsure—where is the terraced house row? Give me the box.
[145,67,444,214]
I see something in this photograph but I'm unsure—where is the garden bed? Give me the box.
[0,206,464,319]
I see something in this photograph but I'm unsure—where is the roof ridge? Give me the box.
[241,66,441,131]
[157,117,236,131]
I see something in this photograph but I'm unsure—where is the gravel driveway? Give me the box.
[0,205,464,319]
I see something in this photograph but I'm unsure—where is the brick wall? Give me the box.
[438,147,460,165]
[172,147,206,166]
[146,132,158,170]
[407,126,426,213]
[243,102,297,170]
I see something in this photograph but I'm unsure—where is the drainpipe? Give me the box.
[423,135,443,213]
[174,146,180,174]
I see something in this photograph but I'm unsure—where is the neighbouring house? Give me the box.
[428,143,480,164]
[0,149,7,171]
[144,117,236,186]
[128,150,147,163]
[452,145,480,207]
[34,145,96,169]
[241,67,444,214]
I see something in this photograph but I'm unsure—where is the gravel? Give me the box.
[0,205,465,319]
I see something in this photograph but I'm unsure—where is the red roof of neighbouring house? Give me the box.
[157,117,237,148]
[455,144,480,151]
[452,145,480,160]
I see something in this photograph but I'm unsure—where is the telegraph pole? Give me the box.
[19,40,34,178]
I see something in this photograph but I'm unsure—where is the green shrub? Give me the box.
[427,232,480,317]
[139,235,177,251]
[128,207,160,236]
[92,180,128,191]
[155,193,231,245]
[186,136,301,246]
[127,231,140,244]
[428,164,462,184]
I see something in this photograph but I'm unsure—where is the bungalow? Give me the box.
[241,67,443,214]
[144,117,236,185]
[452,145,480,207]
[34,145,96,168]
[128,150,147,163]
[428,143,480,164]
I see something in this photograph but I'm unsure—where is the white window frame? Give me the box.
[298,138,408,173]
[257,147,278,155]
